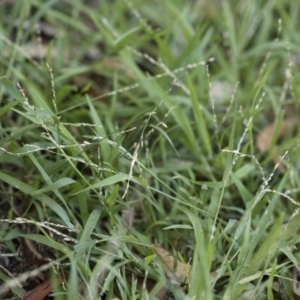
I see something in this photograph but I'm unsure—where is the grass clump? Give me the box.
[1,1,300,299]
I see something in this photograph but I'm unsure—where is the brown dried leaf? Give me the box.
[152,244,191,285]
[256,111,298,172]
[23,277,62,300]
[256,119,294,153]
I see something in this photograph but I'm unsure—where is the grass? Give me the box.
[1,0,300,299]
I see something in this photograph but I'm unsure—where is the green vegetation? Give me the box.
[1,1,300,299]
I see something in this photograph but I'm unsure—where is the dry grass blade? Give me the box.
[292,267,300,300]
[0,265,24,299]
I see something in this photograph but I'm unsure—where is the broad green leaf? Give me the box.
[144,253,157,265]
[34,194,73,227]
[0,77,22,99]
[149,124,179,157]
[186,72,212,156]
[238,262,289,284]
[186,210,213,299]
[28,152,77,225]
[113,22,145,50]
[79,208,102,244]
[67,263,79,300]
[0,100,21,117]
[73,182,89,224]
[86,95,109,160]
[72,173,138,195]
[163,224,193,230]
[0,170,34,194]
[31,178,76,195]
[20,233,70,254]
[246,213,284,277]
[75,209,102,262]
[0,171,73,227]
[106,184,119,207]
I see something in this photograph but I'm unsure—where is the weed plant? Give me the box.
[1,1,300,299]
